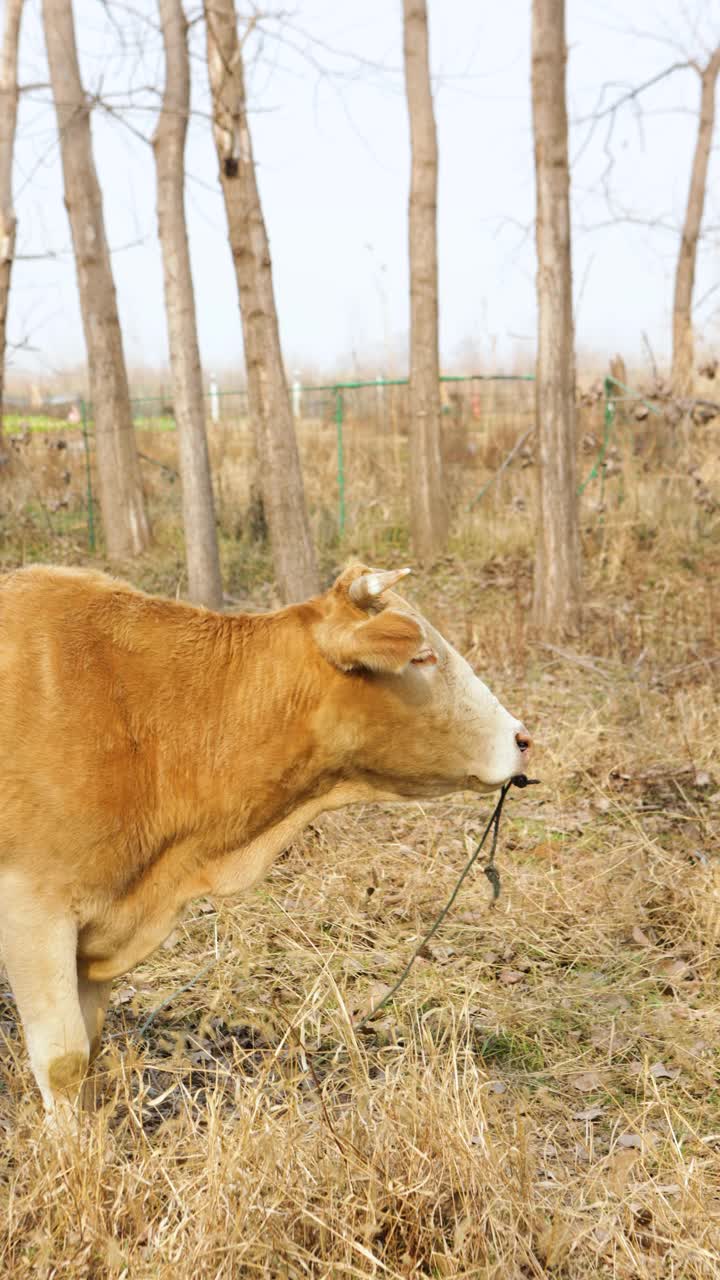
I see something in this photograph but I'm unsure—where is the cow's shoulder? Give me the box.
[0,563,140,605]
[0,566,162,667]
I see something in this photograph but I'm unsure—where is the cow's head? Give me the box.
[312,564,532,798]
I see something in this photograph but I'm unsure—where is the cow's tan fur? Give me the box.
[0,562,528,1112]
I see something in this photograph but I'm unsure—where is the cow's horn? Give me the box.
[349,567,412,608]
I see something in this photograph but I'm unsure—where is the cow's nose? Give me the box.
[515,728,532,754]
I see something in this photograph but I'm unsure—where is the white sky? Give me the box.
[7,0,720,386]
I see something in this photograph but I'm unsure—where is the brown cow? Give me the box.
[0,562,531,1114]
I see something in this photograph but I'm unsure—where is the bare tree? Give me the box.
[153,0,223,608]
[531,0,581,636]
[576,24,720,397]
[402,0,448,564]
[672,47,720,396]
[0,0,24,432]
[43,0,151,558]
[204,0,318,603]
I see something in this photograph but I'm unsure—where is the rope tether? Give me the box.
[354,773,540,1031]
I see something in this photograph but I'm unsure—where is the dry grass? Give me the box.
[0,397,719,1278]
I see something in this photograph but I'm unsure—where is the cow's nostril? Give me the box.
[516,730,532,753]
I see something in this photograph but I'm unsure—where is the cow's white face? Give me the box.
[402,612,530,790]
[313,565,532,798]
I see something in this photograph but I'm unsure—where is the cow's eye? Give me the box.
[411,648,437,666]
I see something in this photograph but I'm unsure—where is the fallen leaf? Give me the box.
[573,1106,605,1121]
[351,982,395,1021]
[115,985,135,1005]
[627,1059,680,1080]
[590,1026,633,1056]
[656,957,691,984]
[617,1133,643,1149]
[593,1222,614,1247]
[162,930,181,950]
[499,968,524,985]
[572,1071,606,1092]
[631,925,654,948]
[488,1080,507,1095]
[650,1061,680,1081]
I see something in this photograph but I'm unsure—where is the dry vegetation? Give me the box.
[0,386,719,1278]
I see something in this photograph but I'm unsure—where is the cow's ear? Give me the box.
[315,608,424,674]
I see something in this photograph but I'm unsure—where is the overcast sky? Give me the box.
[8,0,720,385]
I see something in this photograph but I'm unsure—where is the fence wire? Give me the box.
[1,375,539,551]
[6,373,671,553]
[4,372,713,575]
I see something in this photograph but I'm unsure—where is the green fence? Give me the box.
[4,372,649,553]
[577,375,674,511]
[80,374,538,550]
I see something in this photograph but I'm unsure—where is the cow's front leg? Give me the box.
[0,876,89,1115]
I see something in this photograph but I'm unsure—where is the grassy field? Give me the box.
[0,397,718,1277]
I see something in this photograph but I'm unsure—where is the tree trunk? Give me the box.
[531,0,581,636]
[154,0,223,608]
[42,0,151,558]
[402,0,448,564]
[0,0,24,434]
[204,0,318,604]
[671,48,720,398]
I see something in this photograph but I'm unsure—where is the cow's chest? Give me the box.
[76,780,371,982]
[77,888,187,981]
[75,803,318,980]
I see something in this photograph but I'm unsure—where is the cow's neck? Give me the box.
[136,604,361,869]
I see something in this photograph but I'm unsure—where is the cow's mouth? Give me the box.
[467,774,509,793]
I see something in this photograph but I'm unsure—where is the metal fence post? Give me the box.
[292,371,302,419]
[81,397,96,552]
[209,375,219,424]
[601,377,616,508]
[578,377,615,499]
[335,387,346,535]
